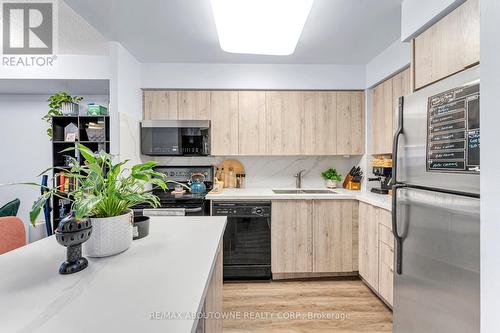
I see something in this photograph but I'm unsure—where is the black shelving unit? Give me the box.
[51,115,110,230]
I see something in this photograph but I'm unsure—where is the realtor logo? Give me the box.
[2,2,53,54]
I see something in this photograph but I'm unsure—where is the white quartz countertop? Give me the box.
[0,216,227,333]
[207,188,392,211]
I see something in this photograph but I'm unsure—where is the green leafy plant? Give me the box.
[321,168,342,182]
[43,92,83,138]
[28,144,189,226]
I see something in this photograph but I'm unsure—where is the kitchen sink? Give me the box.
[272,189,337,194]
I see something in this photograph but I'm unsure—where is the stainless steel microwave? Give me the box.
[141,120,210,156]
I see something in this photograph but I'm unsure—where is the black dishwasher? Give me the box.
[212,201,271,280]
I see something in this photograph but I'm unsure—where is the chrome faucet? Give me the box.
[295,169,306,189]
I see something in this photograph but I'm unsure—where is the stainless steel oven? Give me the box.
[212,201,271,280]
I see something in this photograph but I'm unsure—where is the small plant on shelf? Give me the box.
[43,92,83,139]
[321,168,342,188]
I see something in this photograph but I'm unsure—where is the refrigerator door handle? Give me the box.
[392,96,404,183]
[392,183,406,275]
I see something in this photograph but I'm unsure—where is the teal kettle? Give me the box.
[190,173,207,193]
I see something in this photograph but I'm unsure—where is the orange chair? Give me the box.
[0,217,26,255]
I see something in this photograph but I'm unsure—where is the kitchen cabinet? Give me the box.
[358,202,379,288]
[210,91,239,155]
[302,92,337,155]
[272,199,358,276]
[312,200,357,272]
[178,91,211,120]
[337,91,365,155]
[238,91,268,155]
[144,89,365,156]
[359,202,394,307]
[413,0,479,90]
[143,90,178,120]
[266,91,304,155]
[203,242,223,333]
[271,200,313,273]
[370,68,411,155]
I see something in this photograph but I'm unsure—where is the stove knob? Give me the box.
[170,172,175,177]
[255,208,263,215]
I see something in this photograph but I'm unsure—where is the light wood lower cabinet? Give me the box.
[359,202,394,307]
[359,202,379,288]
[202,242,223,333]
[271,200,313,273]
[271,200,358,277]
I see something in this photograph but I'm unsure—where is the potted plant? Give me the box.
[30,144,169,257]
[43,92,83,138]
[321,168,342,188]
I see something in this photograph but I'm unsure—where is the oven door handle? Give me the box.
[184,207,202,213]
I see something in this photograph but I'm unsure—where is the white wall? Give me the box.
[109,42,142,165]
[401,0,465,41]
[365,39,411,88]
[0,94,108,241]
[141,63,366,90]
[480,0,500,331]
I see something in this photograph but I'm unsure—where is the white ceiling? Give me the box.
[64,0,403,65]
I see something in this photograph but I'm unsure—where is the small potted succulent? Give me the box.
[43,92,83,138]
[321,168,342,188]
[30,144,168,258]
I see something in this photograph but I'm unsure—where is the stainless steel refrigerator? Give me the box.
[392,66,480,333]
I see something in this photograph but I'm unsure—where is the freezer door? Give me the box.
[393,187,479,333]
[396,66,480,195]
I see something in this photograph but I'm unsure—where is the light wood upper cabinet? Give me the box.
[143,91,178,120]
[370,68,411,155]
[413,0,479,90]
[210,91,239,155]
[358,202,379,288]
[271,200,313,273]
[238,91,267,155]
[266,91,304,155]
[312,200,357,273]
[337,91,365,155]
[302,92,337,155]
[178,91,211,120]
[144,89,365,156]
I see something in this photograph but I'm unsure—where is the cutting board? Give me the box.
[218,159,245,174]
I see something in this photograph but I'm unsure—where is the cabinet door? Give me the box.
[302,92,337,155]
[370,83,384,154]
[382,79,393,154]
[358,202,379,288]
[337,91,365,155]
[238,91,267,155]
[401,67,412,97]
[178,91,211,120]
[210,91,239,155]
[271,200,312,273]
[413,0,479,89]
[378,241,394,306]
[204,243,223,332]
[266,91,303,155]
[143,91,178,120]
[312,200,355,272]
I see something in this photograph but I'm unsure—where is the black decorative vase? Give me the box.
[55,215,93,275]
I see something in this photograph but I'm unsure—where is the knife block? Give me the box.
[343,174,361,190]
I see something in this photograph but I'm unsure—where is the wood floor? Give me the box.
[222,278,392,333]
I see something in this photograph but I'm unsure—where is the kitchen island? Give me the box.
[0,216,226,333]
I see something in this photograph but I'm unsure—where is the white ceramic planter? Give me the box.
[84,210,133,257]
[325,179,338,188]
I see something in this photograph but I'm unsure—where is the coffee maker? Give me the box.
[369,167,392,194]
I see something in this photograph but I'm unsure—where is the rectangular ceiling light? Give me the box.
[210,0,314,56]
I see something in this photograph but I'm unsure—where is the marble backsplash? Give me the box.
[146,155,362,189]
[119,114,363,189]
